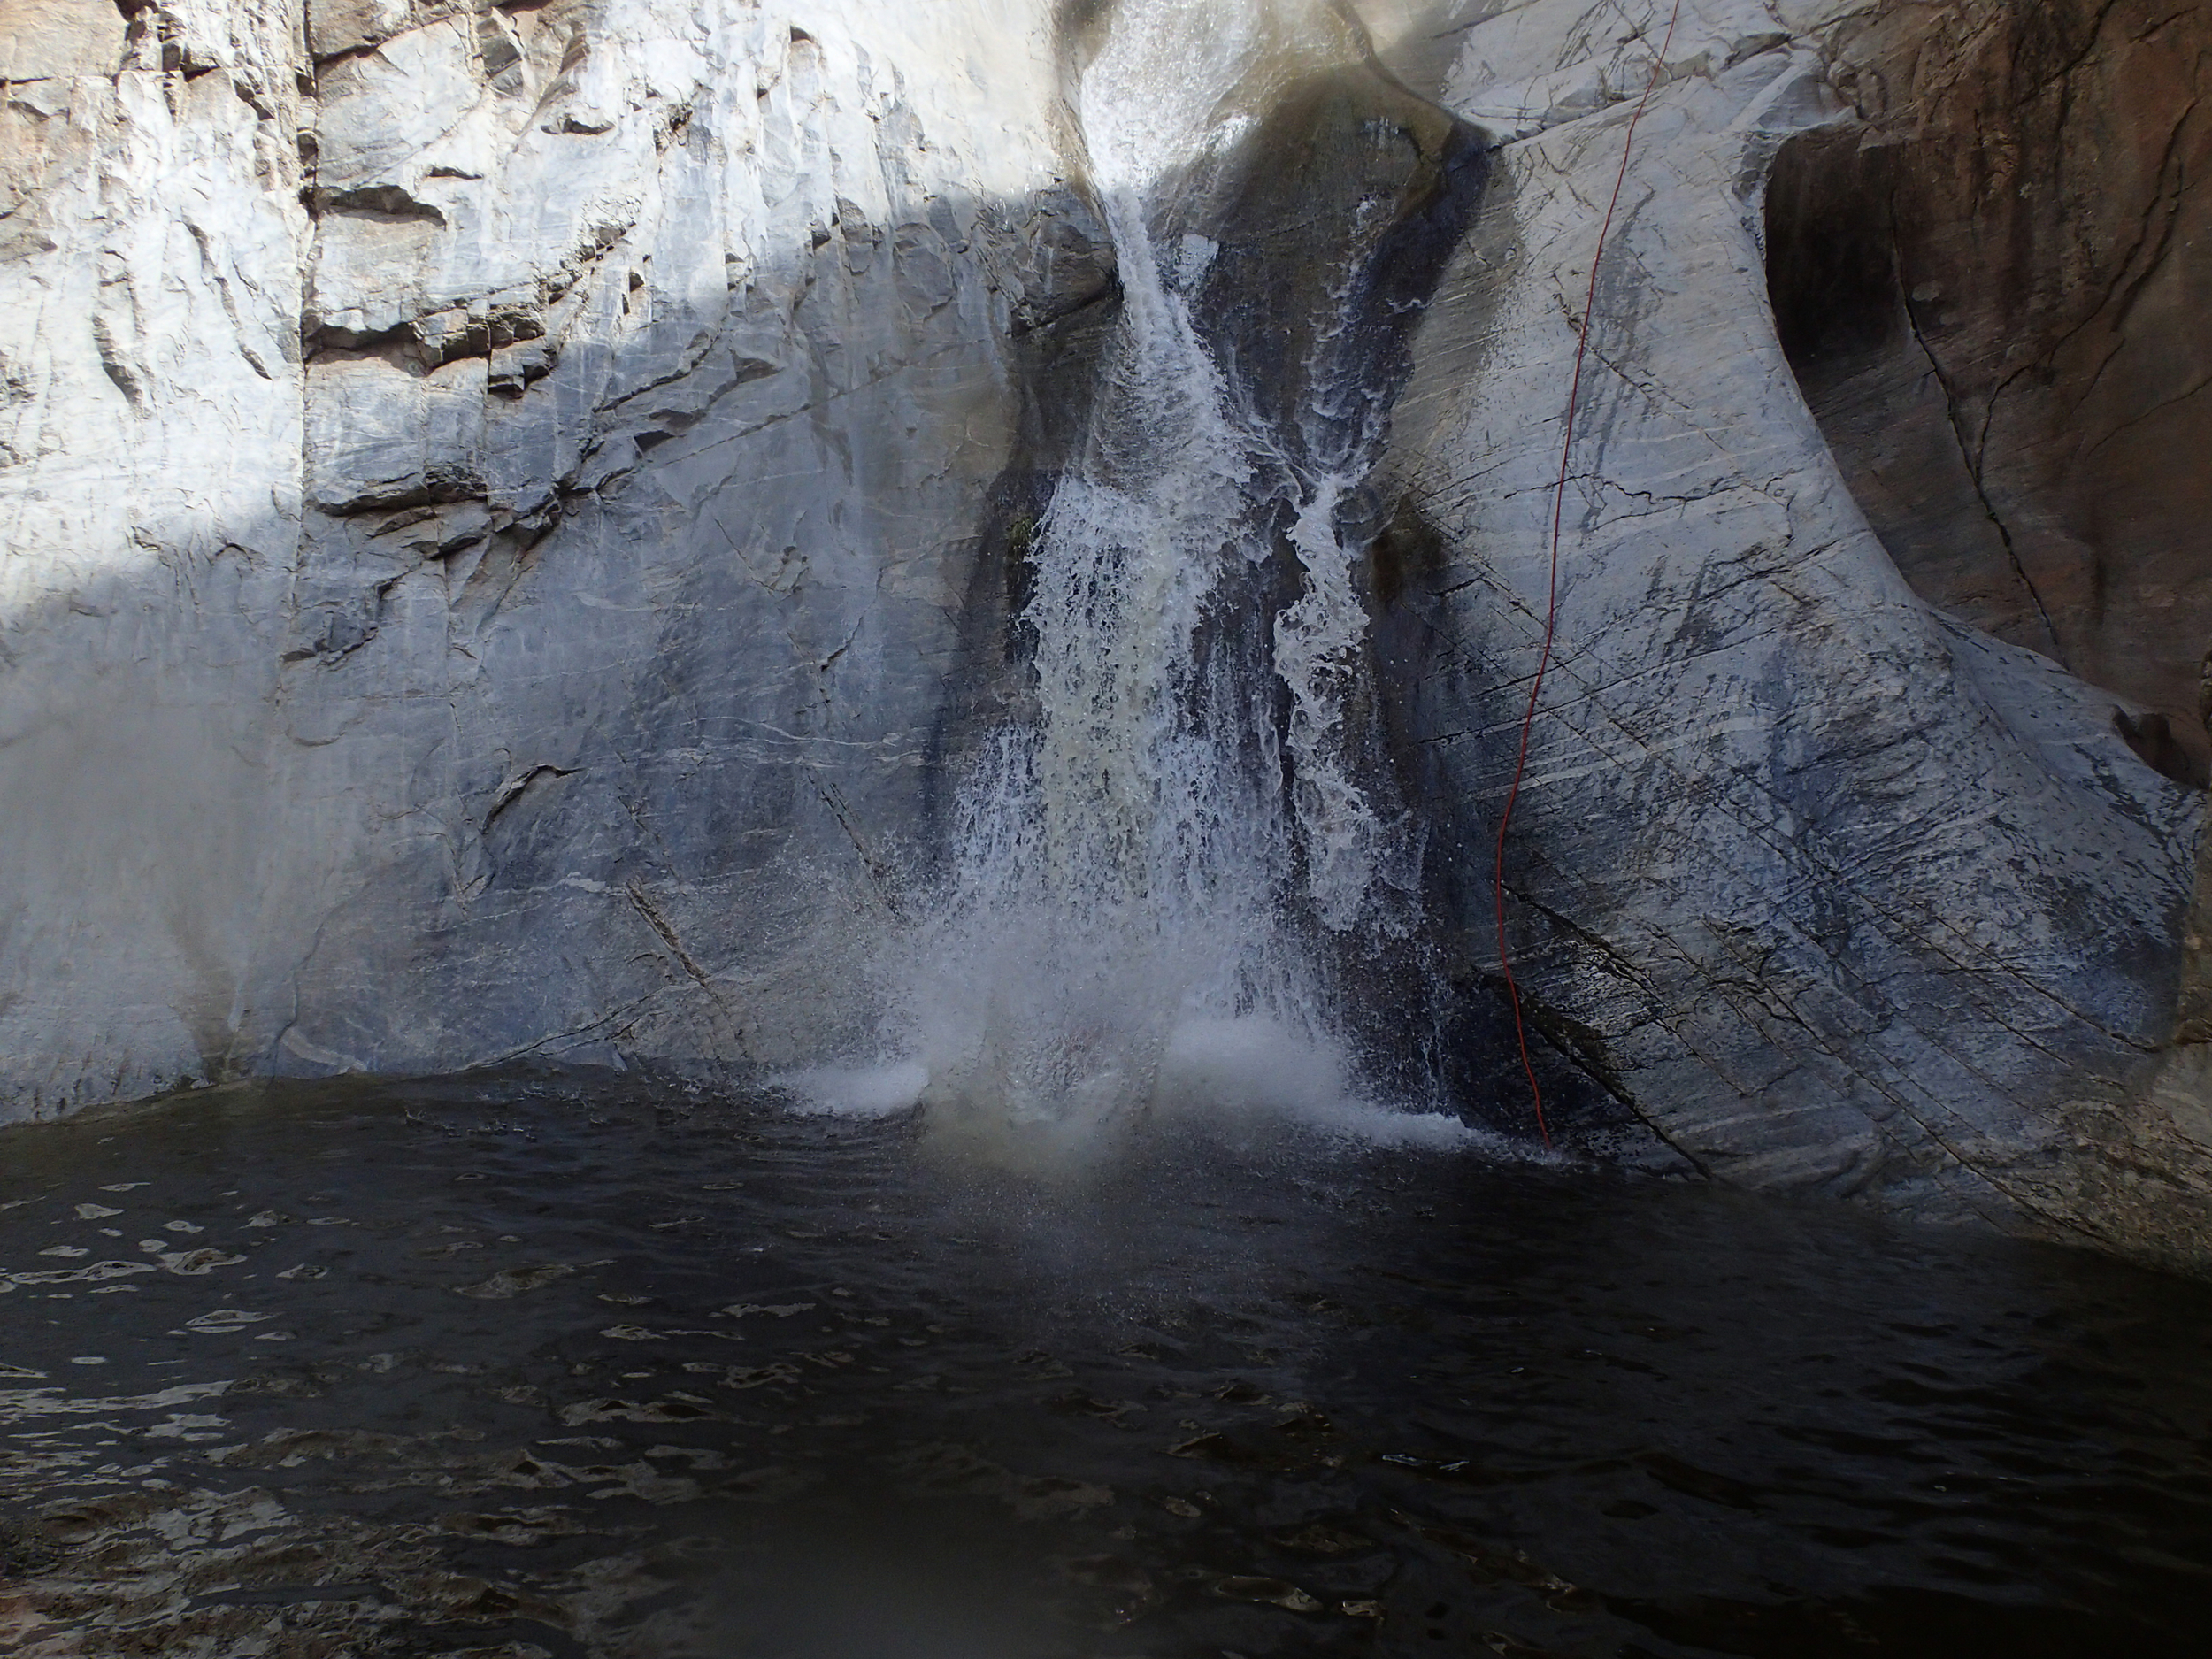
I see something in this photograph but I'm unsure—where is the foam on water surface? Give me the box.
[781,1018,1491,1157]
[778,1061,931,1119]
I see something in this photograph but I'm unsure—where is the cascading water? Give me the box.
[821,0,1481,1152]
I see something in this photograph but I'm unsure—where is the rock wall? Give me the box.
[1764,0,2212,786]
[1363,0,2212,1266]
[1,0,1106,1110]
[2162,651,2212,1160]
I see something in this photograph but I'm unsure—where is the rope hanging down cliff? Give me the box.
[1494,0,1685,1148]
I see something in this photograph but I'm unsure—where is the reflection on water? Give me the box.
[3,1072,2210,1657]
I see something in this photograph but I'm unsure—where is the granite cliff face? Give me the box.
[1363,0,2211,1262]
[2,0,2207,1263]
[4,0,1106,1102]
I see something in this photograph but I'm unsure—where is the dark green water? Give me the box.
[3,1074,2210,1657]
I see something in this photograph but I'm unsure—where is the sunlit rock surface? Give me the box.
[3,0,1103,1104]
[1,0,2207,1263]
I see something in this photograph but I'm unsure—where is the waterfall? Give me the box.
[814,0,1473,1154]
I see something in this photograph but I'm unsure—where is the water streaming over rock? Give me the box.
[857,0,1475,1151]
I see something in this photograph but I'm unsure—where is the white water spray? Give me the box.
[868,0,1463,1154]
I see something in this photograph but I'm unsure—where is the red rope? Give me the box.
[1494,0,1684,1148]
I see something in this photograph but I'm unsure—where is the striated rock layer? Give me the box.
[2,0,2208,1264]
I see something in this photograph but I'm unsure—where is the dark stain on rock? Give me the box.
[1766,0,2212,777]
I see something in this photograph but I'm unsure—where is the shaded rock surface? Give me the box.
[2,0,2208,1264]
[1764,0,2212,786]
[1364,0,2210,1264]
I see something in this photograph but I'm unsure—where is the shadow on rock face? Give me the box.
[2116,708,2212,792]
[1763,0,2212,792]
